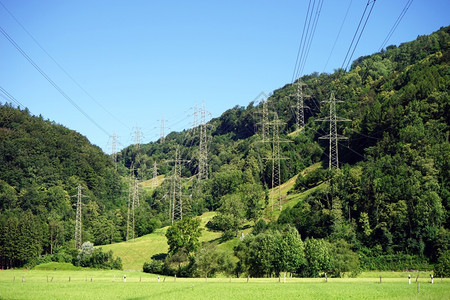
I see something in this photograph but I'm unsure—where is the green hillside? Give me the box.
[101,211,221,270]
[102,174,314,270]
[1,26,448,278]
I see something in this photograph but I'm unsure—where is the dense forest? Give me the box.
[0,26,448,276]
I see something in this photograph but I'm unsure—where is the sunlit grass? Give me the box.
[1,269,448,300]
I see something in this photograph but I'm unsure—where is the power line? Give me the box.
[292,0,312,82]
[298,0,324,77]
[0,1,130,131]
[0,86,28,111]
[292,0,324,81]
[323,0,353,72]
[341,0,377,71]
[379,0,414,51]
[0,25,111,137]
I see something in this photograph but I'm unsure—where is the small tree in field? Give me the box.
[165,217,202,257]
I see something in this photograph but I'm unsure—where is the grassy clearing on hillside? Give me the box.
[0,269,448,300]
[263,163,326,220]
[140,175,165,189]
[100,227,169,271]
[100,212,221,270]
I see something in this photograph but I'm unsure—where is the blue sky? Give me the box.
[0,0,448,152]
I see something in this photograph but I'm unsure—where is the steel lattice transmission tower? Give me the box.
[73,184,87,249]
[132,126,142,150]
[157,117,167,143]
[261,97,270,142]
[190,104,199,134]
[126,163,139,242]
[111,132,118,169]
[316,92,351,169]
[151,161,158,188]
[198,102,210,181]
[294,81,309,131]
[269,113,291,211]
[167,147,190,224]
[132,176,139,241]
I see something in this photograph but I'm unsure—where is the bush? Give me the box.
[434,250,450,277]
[295,168,330,191]
[143,259,163,274]
[329,239,360,278]
[73,242,122,270]
[359,253,433,271]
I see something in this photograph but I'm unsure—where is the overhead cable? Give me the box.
[379,0,414,51]
[0,0,130,130]
[0,25,111,137]
[341,0,377,71]
[0,85,27,110]
[323,0,353,72]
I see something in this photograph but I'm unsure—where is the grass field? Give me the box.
[0,269,448,299]
[100,212,222,270]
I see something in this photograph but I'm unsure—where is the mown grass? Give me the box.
[0,269,448,300]
[99,212,222,270]
[100,227,169,271]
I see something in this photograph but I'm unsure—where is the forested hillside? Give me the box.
[0,106,128,267]
[122,26,450,275]
[0,26,448,275]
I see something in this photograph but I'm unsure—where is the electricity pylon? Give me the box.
[294,81,309,131]
[126,163,138,242]
[167,147,190,224]
[316,92,351,169]
[72,184,87,249]
[268,113,291,211]
[132,175,139,241]
[157,117,167,143]
[198,102,210,181]
[253,91,271,142]
[132,126,142,150]
[190,103,199,134]
[111,132,118,169]
[151,161,158,188]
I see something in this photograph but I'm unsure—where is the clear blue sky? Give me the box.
[0,0,448,152]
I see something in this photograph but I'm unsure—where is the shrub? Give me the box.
[434,250,450,277]
[143,259,163,274]
[73,242,122,270]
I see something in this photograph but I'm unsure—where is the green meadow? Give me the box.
[0,268,449,300]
